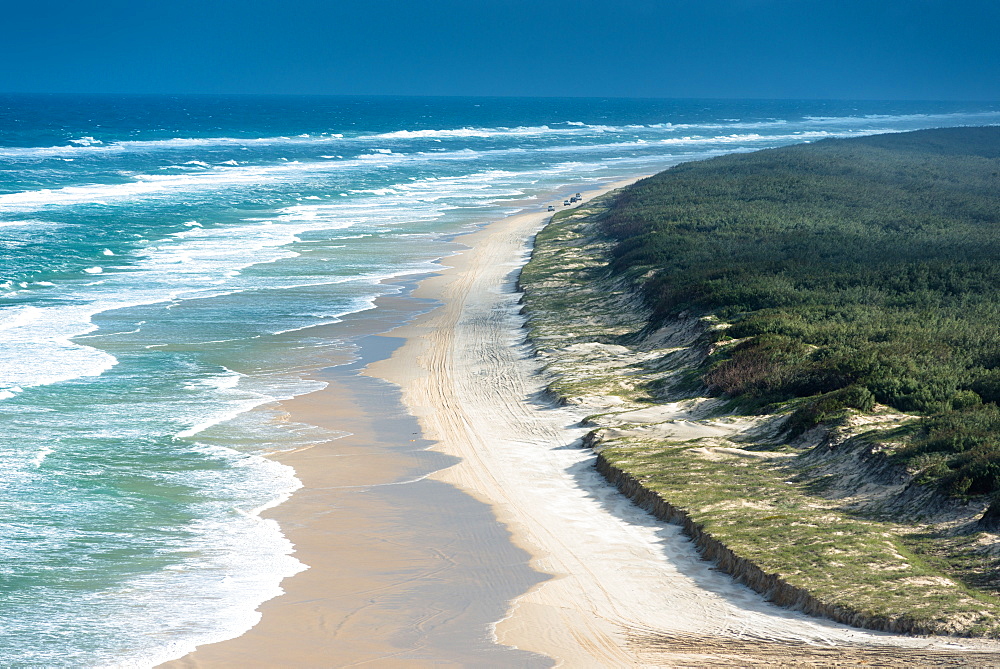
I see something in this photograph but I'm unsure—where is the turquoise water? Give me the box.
[1,95,999,665]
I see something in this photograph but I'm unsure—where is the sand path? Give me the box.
[368,180,1000,666]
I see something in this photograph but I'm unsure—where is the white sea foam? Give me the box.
[0,216,351,400]
[655,130,842,145]
[29,445,53,468]
[363,123,623,141]
[0,304,118,399]
[0,162,329,210]
[802,110,1000,125]
[0,218,58,229]
[0,124,959,215]
[363,125,570,140]
[0,126,557,160]
[0,317,333,666]
[87,447,307,669]
[174,375,326,439]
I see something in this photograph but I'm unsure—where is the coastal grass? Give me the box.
[523,197,660,404]
[901,531,1000,599]
[601,439,1000,635]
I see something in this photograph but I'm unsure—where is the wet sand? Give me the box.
[164,285,553,666]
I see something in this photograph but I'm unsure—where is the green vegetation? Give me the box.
[519,195,659,402]
[600,127,1000,496]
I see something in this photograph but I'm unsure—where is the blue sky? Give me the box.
[3,0,998,100]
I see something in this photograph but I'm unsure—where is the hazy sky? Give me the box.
[4,0,998,100]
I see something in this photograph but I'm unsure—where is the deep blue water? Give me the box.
[1,95,998,665]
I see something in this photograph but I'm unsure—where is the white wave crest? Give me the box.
[0,108,997,163]
[0,304,118,399]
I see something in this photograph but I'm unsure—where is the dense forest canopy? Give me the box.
[600,126,1000,496]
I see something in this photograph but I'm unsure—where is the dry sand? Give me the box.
[167,180,1000,667]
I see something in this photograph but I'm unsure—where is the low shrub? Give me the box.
[783,385,876,438]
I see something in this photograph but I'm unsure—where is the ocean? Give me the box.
[1,95,998,666]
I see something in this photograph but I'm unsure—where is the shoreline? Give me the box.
[164,287,552,667]
[364,177,652,664]
[161,184,616,667]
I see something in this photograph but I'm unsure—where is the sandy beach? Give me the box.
[166,179,1000,667]
[163,288,550,667]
